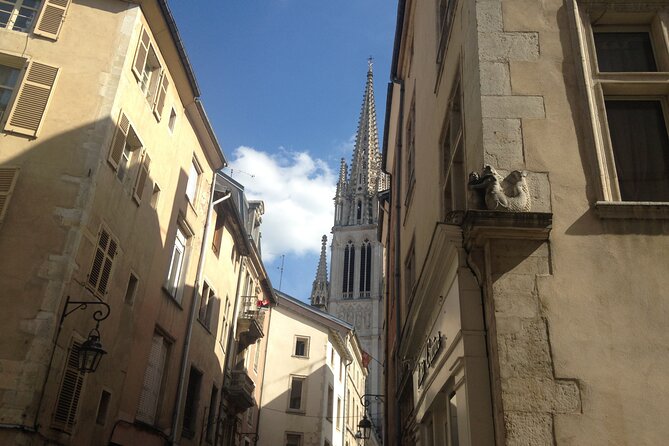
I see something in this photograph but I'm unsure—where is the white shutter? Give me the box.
[153,73,169,121]
[133,151,151,204]
[52,340,84,432]
[136,333,167,424]
[33,0,71,40]
[132,29,150,80]
[108,112,130,169]
[0,167,20,224]
[4,61,59,137]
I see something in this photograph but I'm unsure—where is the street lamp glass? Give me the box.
[357,414,372,440]
[79,332,107,373]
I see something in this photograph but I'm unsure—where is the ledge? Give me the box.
[595,201,669,219]
[462,210,552,249]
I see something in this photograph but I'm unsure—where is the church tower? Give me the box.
[310,235,329,311]
[311,59,386,442]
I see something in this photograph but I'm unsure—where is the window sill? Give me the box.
[162,286,184,309]
[595,201,669,219]
[291,355,309,359]
[197,318,213,334]
[286,409,306,415]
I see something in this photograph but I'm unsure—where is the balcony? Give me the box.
[224,369,255,414]
[237,296,266,351]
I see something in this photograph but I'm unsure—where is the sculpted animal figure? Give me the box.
[468,165,531,212]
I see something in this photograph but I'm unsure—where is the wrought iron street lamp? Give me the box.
[357,413,373,440]
[60,294,110,374]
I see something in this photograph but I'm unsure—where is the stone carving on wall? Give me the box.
[335,301,371,331]
[468,165,531,211]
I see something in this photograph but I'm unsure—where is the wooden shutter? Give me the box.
[153,73,169,121]
[52,340,84,432]
[132,29,150,80]
[88,228,118,296]
[108,112,130,169]
[33,0,71,40]
[137,334,167,424]
[133,152,151,204]
[0,167,20,224]
[4,61,59,137]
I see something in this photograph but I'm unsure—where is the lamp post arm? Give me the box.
[59,295,111,327]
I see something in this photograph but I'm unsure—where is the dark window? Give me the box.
[286,433,302,446]
[594,31,657,72]
[294,337,309,357]
[206,385,218,443]
[605,99,669,201]
[182,367,202,439]
[359,241,372,296]
[326,386,333,421]
[124,273,139,304]
[289,377,304,410]
[342,242,355,298]
[96,390,111,425]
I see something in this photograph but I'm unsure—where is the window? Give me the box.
[577,13,669,204]
[87,227,118,297]
[96,390,111,426]
[0,64,20,120]
[199,282,219,332]
[219,295,230,348]
[186,157,202,205]
[132,28,168,119]
[124,273,139,305]
[288,376,305,411]
[406,99,416,203]
[440,77,465,217]
[436,0,457,65]
[52,339,84,432]
[359,240,372,297]
[294,336,309,358]
[330,347,335,366]
[342,241,355,299]
[0,0,42,33]
[336,397,341,430]
[286,433,302,446]
[150,182,161,208]
[206,385,218,443]
[404,240,416,304]
[0,166,20,224]
[165,227,187,301]
[326,386,333,421]
[2,60,58,137]
[137,332,169,424]
[168,107,177,132]
[212,211,224,255]
[253,339,261,372]
[108,112,151,203]
[182,367,202,439]
[339,358,343,381]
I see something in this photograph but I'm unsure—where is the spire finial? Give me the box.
[367,56,374,74]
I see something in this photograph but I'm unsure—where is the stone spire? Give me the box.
[348,58,382,197]
[310,235,329,310]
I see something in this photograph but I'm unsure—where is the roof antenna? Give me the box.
[277,254,285,291]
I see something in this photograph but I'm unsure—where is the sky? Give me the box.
[169,1,397,301]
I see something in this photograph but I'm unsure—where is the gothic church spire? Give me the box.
[310,235,329,310]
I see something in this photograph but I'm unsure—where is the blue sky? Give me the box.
[169,1,397,301]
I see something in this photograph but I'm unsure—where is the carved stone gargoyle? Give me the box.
[468,165,531,212]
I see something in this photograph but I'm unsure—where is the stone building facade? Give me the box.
[0,2,275,445]
[382,0,669,445]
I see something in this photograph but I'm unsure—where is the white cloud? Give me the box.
[227,146,336,262]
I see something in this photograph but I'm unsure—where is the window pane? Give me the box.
[594,32,657,72]
[186,161,199,202]
[289,378,303,409]
[605,99,669,201]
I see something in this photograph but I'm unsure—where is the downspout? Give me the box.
[170,176,231,445]
[392,76,405,446]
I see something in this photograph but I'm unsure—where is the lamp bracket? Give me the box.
[60,294,110,328]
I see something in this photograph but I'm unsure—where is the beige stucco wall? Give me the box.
[0,1,233,445]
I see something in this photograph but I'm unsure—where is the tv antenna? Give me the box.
[277,255,285,291]
[228,167,255,179]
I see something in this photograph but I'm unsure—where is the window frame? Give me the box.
[293,336,310,358]
[574,8,669,210]
[0,0,43,34]
[165,225,190,303]
[287,375,307,413]
[186,156,202,207]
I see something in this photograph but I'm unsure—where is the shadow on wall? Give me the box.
[0,114,210,446]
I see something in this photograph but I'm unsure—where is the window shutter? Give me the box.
[4,61,59,137]
[108,112,130,169]
[132,29,150,80]
[33,0,71,40]
[153,73,169,121]
[52,340,84,432]
[88,228,118,296]
[133,152,151,204]
[137,334,166,424]
[0,167,20,224]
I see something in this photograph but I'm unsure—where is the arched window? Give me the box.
[356,201,362,223]
[359,241,372,297]
[342,241,355,299]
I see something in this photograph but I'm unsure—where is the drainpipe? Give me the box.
[170,175,231,445]
[392,76,405,446]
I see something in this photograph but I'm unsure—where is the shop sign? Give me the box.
[417,331,444,386]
